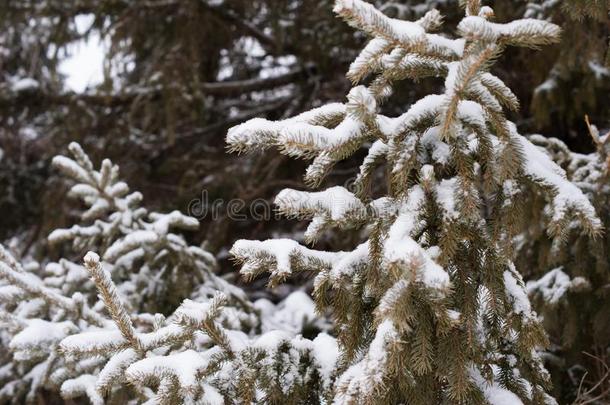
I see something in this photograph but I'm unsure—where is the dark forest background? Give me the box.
[1,0,608,279]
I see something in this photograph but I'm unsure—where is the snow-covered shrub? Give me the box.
[59,252,336,404]
[0,141,337,404]
[227,0,600,403]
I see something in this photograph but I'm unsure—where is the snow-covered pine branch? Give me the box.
[57,251,340,404]
[0,248,109,402]
[226,1,600,403]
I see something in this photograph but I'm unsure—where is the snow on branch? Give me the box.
[230,239,341,287]
[226,103,346,154]
[383,188,450,290]
[83,252,143,353]
[334,0,426,46]
[124,350,213,401]
[334,319,399,403]
[275,186,368,242]
[514,128,601,235]
[526,267,590,306]
[457,16,561,49]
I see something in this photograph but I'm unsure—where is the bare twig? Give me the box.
[573,351,610,405]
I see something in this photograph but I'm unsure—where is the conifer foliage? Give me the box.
[0,1,605,404]
[519,125,610,402]
[0,143,258,403]
[228,0,600,403]
[0,143,334,403]
[525,0,610,136]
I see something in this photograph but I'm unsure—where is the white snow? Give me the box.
[275,186,366,222]
[174,299,214,325]
[279,117,363,155]
[231,239,339,280]
[104,231,158,262]
[126,349,207,389]
[470,367,524,405]
[514,127,601,229]
[347,86,377,117]
[384,94,444,138]
[60,329,126,355]
[589,61,610,79]
[457,100,486,129]
[10,77,39,92]
[252,330,293,352]
[378,279,410,314]
[435,178,459,219]
[262,291,318,334]
[61,374,104,405]
[334,0,426,44]
[458,16,560,46]
[348,37,390,80]
[526,267,587,305]
[312,333,340,388]
[333,319,398,403]
[421,127,451,165]
[51,156,91,184]
[383,187,450,289]
[330,242,369,281]
[96,348,138,390]
[427,34,465,57]
[150,211,199,234]
[503,266,532,317]
[10,319,77,350]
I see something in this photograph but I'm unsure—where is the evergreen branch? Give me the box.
[440,44,498,139]
[83,252,143,354]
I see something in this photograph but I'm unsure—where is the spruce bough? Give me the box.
[228,0,599,403]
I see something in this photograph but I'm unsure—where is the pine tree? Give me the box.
[48,142,240,314]
[0,143,258,403]
[518,124,610,403]
[227,0,600,403]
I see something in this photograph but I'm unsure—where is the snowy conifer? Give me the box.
[1,140,339,403]
[49,142,226,314]
[227,1,600,403]
[0,144,258,403]
[519,125,610,402]
[0,1,606,404]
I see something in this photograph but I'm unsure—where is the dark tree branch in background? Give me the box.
[200,67,307,96]
[10,0,282,51]
[177,97,292,140]
[200,2,280,52]
[0,67,308,108]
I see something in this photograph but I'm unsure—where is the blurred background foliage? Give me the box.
[0,0,608,269]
